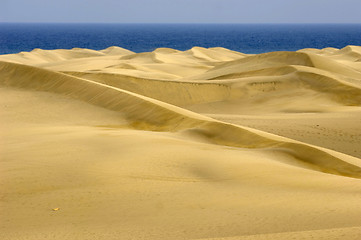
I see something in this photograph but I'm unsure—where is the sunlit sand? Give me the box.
[1,46,361,239]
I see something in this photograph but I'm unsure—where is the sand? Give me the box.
[1,46,361,239]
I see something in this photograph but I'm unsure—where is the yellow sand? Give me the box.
[1,46,361,240]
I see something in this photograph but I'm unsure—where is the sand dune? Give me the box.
[1,46,361,240]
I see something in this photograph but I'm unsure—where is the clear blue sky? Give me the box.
[1,0,361,23]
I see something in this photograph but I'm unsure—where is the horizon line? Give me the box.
[1,22,361,25]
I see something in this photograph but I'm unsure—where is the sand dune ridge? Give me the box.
[1,46,361,240]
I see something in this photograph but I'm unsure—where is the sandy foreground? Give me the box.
[1,45,361,239]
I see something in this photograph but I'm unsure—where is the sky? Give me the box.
[1,0,361,24]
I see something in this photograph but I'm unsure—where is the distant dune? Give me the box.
[1,46,361,240]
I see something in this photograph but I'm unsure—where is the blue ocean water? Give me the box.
[1,23,361,55]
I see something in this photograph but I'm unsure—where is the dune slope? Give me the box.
[1,46,361,240]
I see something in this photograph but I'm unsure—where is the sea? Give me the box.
[1,23,361,55]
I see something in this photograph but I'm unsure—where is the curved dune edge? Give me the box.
[64,65,361,108]
[201,49,361,78]
[1,60,361,178]
[0,60,210,129]
[63,71,232,106]
[41,48,361,110]
[0,46,135,65]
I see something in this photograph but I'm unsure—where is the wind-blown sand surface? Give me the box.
[1,46,361,239]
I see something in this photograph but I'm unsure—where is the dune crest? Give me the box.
[1,46,361,240]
